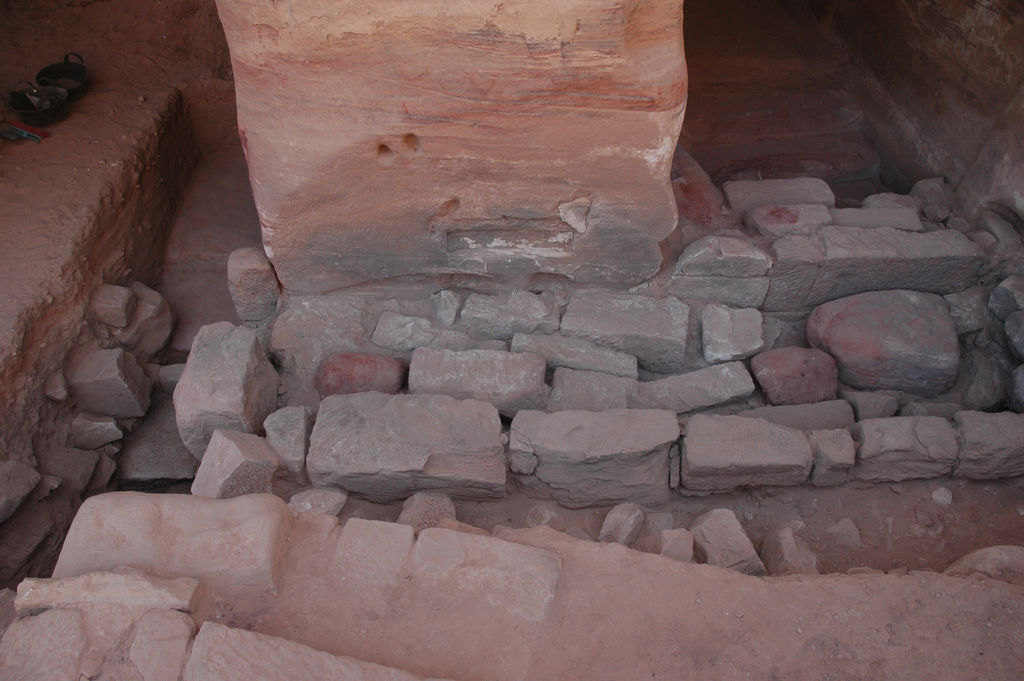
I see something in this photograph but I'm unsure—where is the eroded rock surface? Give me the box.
[217,0,687,292]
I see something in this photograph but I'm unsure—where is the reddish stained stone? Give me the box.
[315,353,406,397]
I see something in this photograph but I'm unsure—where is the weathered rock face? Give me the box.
[216,0,687,292]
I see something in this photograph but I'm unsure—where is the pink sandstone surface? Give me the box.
[215,0,688,292]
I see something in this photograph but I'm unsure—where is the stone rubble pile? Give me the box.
[8,176,1024,591]
[127,178,1024,514]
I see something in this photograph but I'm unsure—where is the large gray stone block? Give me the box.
[560,291,689,373]
[174,323,279,457]
[408,347,548,416]
[953,410,1024,480]
[509,409,679,507]
[457,290,560,340]
[307,392,506,502]
[852,417,958,482]
[547,367,634,412]
[511,333,637,378]
[681,414,813,491]
[630,362,754,413]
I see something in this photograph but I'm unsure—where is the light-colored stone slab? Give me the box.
[307,392,506,502]
[682,414,813,491]
[701,305,763,363]
[852,417,958,482]
[829,207,924,231]
[953,410,1024,480]
[457,290,560,340]
[408,347,548,416]
[53,492,293,598]
[745,203,832,237]
[15,568,200,614]
[511,333,638,378]
[674,235,772,277]
[630,362,754,413]
[690,508,766,575]
[173,322,279,458]
[560,292,690,373]
[724,178,835,215]
[547,367,634,412]
[191,430,279,499]
[510,409,679,507]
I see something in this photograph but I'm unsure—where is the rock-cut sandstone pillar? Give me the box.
[216,0,688,293]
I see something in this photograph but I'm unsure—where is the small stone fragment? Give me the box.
[371,312,475,353]
[511,333,638,378]
[861,193,918,210]
[156,363,185,393]
[44,371,68,401]
[943,287,992,335]
[701,305,763,363]
[737,399,855,431]
[988,276,1024,321]
[191,430,279,499]
[751,347,837,405]
[932,487,954,506]
[682,415,813,491]
[0,461,40,523]
[65,346,152,418]
[119,394,198,482]
[760,526,819,576]
[69,412,122,450]
[560,291,690,373]
[910,177,955,210]
[314,352,406,396]
[90,283,137,328]
[287,488,348,516]
[227,247,281,321]
[14,568,200,613]
[631,362,755,413]
[408,347,548,416]
[114,282,176,362]
[431,289,461,326]
[809,429,856,486]
[745,204,832,237]
[264,406,314,480]
[129,609,196,681]
[597,503,645,545]
[397,492,457,534]
[830,207,923,231]
[690,508,766,575]
[660,528,695,562]
[35,447,99,494]
[826,518,862,547]
[839,389,899,420]
[674,235,772,277]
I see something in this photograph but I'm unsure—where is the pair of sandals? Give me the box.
[6,53,89,128]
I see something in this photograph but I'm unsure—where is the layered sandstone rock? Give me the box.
[215,0,687,292]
